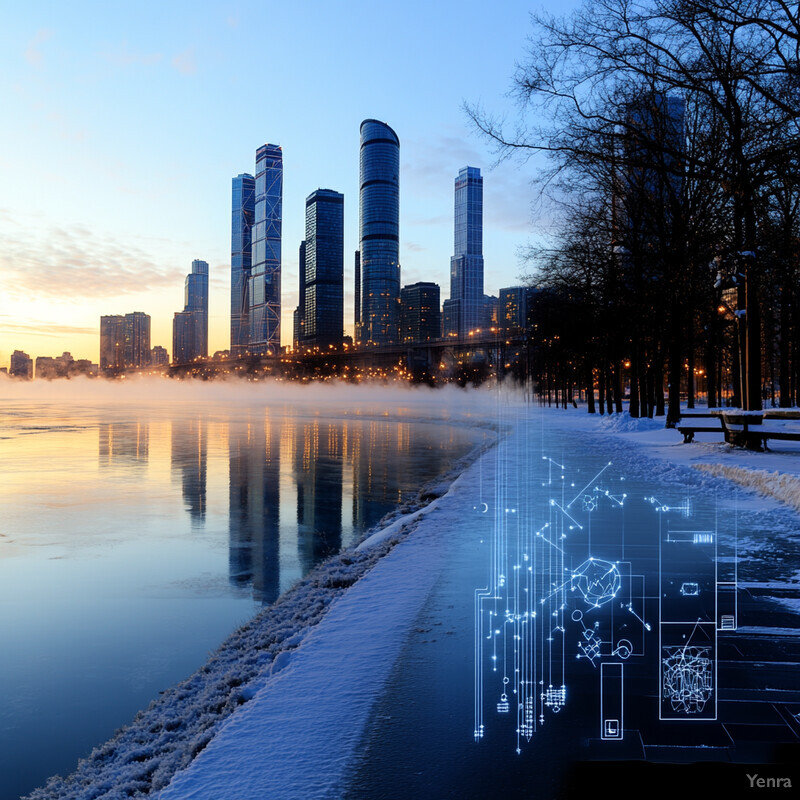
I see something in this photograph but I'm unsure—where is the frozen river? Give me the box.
[0,385,488,800]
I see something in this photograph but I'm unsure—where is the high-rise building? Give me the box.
[100,315,125,371]
[123,312,151,367]
[231,174,255,356]
[448,166,484,338]
[172,260,208,364]
[101,312,150,372]
[150,346,169,366]
[359,120,400,346]
[499,286,537,334]
[400,282,441,343]
[9,350,32,379]
[293,240,307,350]
[248,144,283,355]
[304,189,344,349]
[354,250,361,344]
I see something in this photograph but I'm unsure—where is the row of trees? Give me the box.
[472,0,799,417]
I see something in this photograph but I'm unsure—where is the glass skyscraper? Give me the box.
[449,166,484,338]
[173,259,208,363]
[230,173,255,356]
[359,119,400,346]
[304,189,344,349]
[248,144,283,355]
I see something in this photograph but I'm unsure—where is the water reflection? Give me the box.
[92,413,459,606]
[171,418,207,526]
[0,402,484,800]
[227,415,281,603]
[98,421,149,466]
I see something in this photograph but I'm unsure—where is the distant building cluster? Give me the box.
[4,118,542,380]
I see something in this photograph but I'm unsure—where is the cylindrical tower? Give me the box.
[359,119,400,346]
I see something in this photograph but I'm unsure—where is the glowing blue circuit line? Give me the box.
[567,462,612,508]
[550,500,583,530]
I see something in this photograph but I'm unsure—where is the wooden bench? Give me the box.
[677,424,724,443]
[750,429,800,451]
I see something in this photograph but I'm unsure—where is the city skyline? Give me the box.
[0,0,549,365]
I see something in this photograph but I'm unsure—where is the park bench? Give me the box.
[677,411,725,443]
[677,420,724,443]
[677,409,800,449]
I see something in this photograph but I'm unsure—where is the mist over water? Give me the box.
[0,378,494,800]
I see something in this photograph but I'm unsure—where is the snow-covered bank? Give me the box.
[545,405,800,508]
[23,431,496,800]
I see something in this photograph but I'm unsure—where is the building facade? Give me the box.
[304,189,344,349]
[354,250,361,344]
[499,286,536,334]
[101,313,150,372]
[124,312,151,367]
[248,144,283,355]
[359,120,400,346]
[230,173,255,356]
[448,166,484,338]
[400,282,441,343]
[172,259,208,364]
[100,315,125,371]
[9,350,32,379]
[150,345,169,366]
[293,240,307,350]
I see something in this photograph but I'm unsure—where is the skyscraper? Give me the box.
[231,173,255,356]
[124,312,151,367]
[100,315,125,371]
[354,250,361,344]
[172,259,208,364]
[293,240,306,350]
[448,166,484,338]
[101,313,150,372]
[248,144,283,355]
[359,120,400,346]
[304,189,344,349]
[400,282,441,343]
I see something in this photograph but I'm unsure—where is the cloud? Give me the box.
[403,242,425,253]
[0,320,98,339]
[172,48,197,76]
[25,29,54,69]
[0,219,185,300]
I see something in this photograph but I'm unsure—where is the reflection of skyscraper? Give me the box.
[99,420,149,465]
[231,173,255,356]
[359,120,400,346]
[228,417,281,603]
[448,166,484,338]
[248,144,283,355]
[294,420,343,573]
[170,417,207,526]
[304,189,344,349]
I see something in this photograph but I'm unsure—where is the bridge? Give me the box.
[167,332,530,382]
